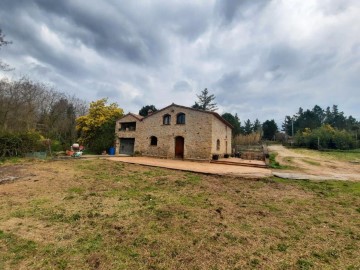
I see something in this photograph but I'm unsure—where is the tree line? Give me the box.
[0,77,88,156]
[282,105,359,150]
[166,88,359,150]
[282,105,359,135]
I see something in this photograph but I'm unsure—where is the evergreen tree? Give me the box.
[262,120,278,140]
[235,113,244,134]
[283,104,356,134]
[192,88,218,111]
[221,112,241,136]
[253,119,261,133]
[139,105,157,117]
[244,119,253,135]
[312,105,325,124]
[282,116,293,136]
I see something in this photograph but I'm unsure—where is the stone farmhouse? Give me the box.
[115,103,233,160]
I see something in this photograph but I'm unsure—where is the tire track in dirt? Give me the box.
[268,145,360,181]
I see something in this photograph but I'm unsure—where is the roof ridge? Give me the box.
[120,103,233,129]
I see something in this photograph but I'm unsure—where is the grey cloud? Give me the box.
[266,45,301,70]
[28,62,52,76]
[214,71,248,99]
[216,0,270,24]
[0,0,359,122]
[30,0,168,65]
[300,51,338,81]
[173,80,192,92]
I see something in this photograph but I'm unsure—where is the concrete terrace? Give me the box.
[107,156,271,178]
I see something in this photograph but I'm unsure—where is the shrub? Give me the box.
[0,131,44,157]
[294,125,356,150]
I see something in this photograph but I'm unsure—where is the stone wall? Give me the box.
[136,106,213,159]
[115,114,140,154]
[115,105,232,160]
[211,117,232,156]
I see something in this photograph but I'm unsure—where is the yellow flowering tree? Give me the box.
[76,98,123,153]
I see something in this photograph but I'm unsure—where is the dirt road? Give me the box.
[268,145,360,181]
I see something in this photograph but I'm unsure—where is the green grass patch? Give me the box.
[273,177,360,197]
[293,148,360,162]
[269,153,292,169]
[0,230,38,263]
[296,258,313,269]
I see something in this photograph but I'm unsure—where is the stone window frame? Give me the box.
[150,136,158,146]
[163,114,171,125]
[216,139,220,151]
[176,112,186,124]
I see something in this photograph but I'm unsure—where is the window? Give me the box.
[120,122,136,131]
[150,136,158,146]
[216,139,220,151]
[176,113,185,124]
[163,114,171,125]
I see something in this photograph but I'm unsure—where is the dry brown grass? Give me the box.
[234,133,261,146]
[0,159,359,269]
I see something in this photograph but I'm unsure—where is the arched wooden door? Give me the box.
[175,136,184,159]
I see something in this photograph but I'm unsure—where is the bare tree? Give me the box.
[0,29,12,71]
[0,76,87,149]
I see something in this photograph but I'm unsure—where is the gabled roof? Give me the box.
[118,112,144,121]
[143,103,234,129]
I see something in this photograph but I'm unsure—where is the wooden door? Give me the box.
[175,136,184,159]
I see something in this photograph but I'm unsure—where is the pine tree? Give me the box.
[244,119,253,135]
[253,119,261,133]
[221,112,241,136]
[192,88,218,111]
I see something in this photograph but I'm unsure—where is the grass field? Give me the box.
[292,148,360,162]
[0,159,359,269]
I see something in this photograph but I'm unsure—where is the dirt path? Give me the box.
[268,145,360,181]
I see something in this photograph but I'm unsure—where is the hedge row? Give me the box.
[0,131,44,157]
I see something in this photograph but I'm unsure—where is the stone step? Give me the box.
[210,160,268,169]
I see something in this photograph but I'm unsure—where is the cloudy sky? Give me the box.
[0,0,359,125]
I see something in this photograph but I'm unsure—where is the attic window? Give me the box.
[176,113,185,124]
[163,114,171,125]
[150,136,158,146]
